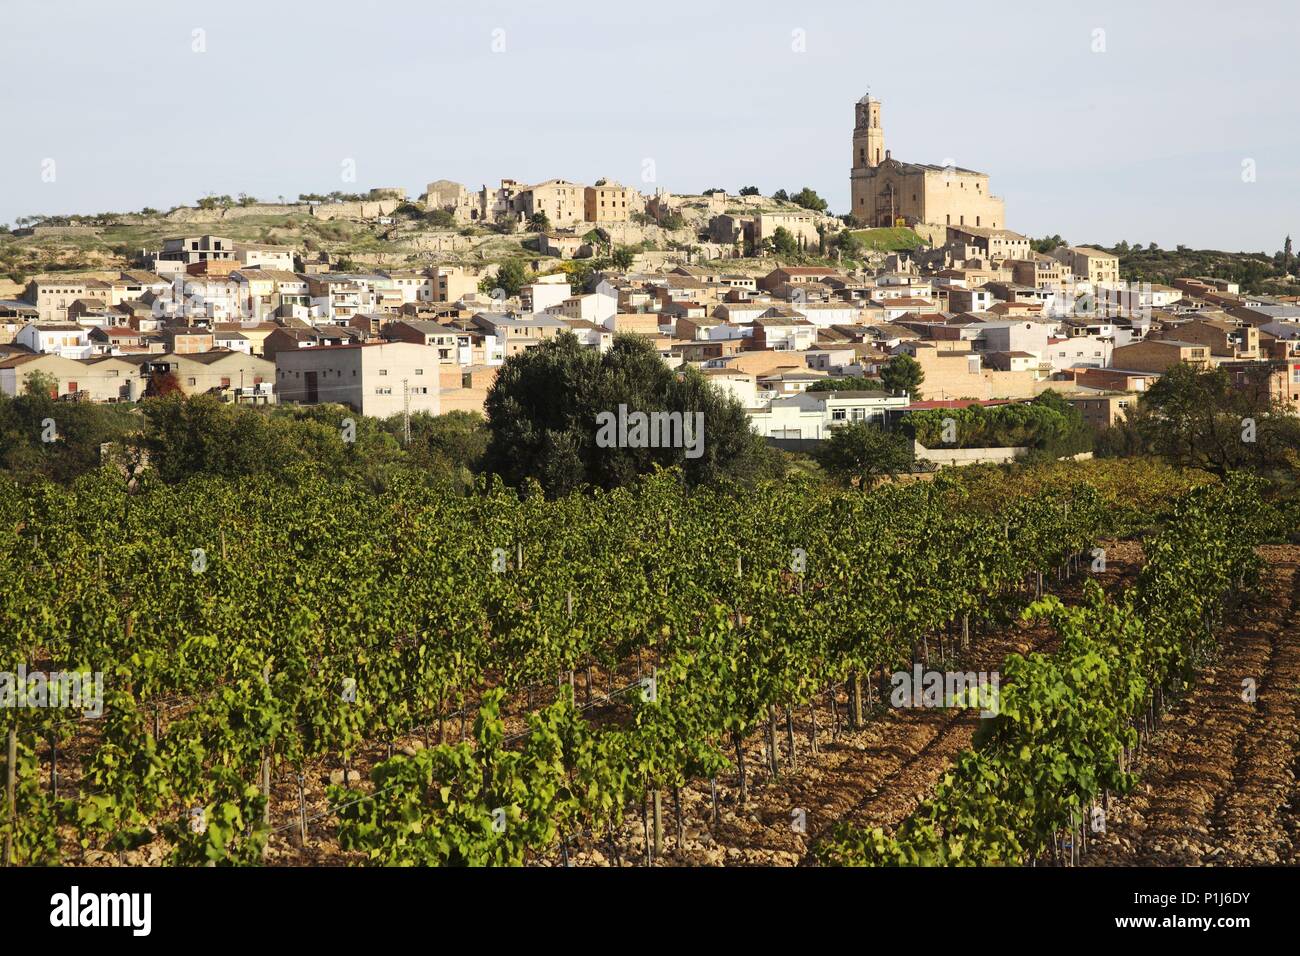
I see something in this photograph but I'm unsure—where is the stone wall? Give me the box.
[164,200,401,223]
[399,234,476,253]
[913,440,1027,467]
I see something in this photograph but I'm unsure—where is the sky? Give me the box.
[2,0,1297,252]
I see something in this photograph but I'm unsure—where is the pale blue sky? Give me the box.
[3,0,1296,251]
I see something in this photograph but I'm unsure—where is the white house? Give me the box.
[971,321,1053,357]
[747,389,909,439]
[275,341,441,418]
[700,368,758,408]
[522,280,572,313]
[17,323,92,359]
[1043,334,1113,371]
[214,330,253,354]
[790,303,861,328]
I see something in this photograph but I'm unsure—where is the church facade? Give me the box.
[850,95,1006,232]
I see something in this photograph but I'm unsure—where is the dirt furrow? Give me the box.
[1087,545,1300,866]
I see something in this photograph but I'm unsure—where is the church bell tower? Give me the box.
[853,94,885,171]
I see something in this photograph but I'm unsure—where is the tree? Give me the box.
[771,227,799,257]
[739,186,760,196]
[141,396,406,485]
[790,187,828,214]
[815,422,915,489]
[658,211,686,230]
[772,189,790,202]
[901,393,1091,459]
[807,376,872,393]
[610,246,635,270]
[0,389,140,482]
[145,371,185,399]
[1285,235,1294,272]
[527,211,551,233]
[23,371,58,399]
[1030,234,1067,254]
[1122,363,1300,477]
[1029,389,1093,457]
[832,230,865,258]
[481,260,531,299]
[392,410,488,484]
[879,354,925,400]
[482,332,780,495]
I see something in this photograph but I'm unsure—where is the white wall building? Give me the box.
[17,323,92,358]
[747,389,909,439]
[275,341,441,418]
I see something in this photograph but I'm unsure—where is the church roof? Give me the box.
[885,158,984,175]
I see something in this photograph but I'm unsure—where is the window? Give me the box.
[376,386,392,395]
[187,378,196,386]
[414,368,423,375]
[378,368,388,375]
[831,408,847,421]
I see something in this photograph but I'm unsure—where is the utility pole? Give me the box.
[402,377,411,446]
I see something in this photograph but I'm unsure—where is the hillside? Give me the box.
[850,226,926,252]
[1038,237,1300,296]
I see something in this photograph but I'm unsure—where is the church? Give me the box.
[850,94,1006,234]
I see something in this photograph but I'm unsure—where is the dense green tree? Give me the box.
[658,210,686,230]
[879,354,925,400]
[806,376,874,393]
[902,394,1091,458]
[814,421,915,489]
[771,227,799,257]
[0,389,139,483]
[1109,363,1300,477]
[611,246,635,270]
[482,333,781,495]
[481,260,531,299]
[832,230,865,258]
[739,186,760,196]
[388,410,488,483]
[789,187,828,214]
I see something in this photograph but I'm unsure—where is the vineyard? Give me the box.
[0,458,1285,866]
